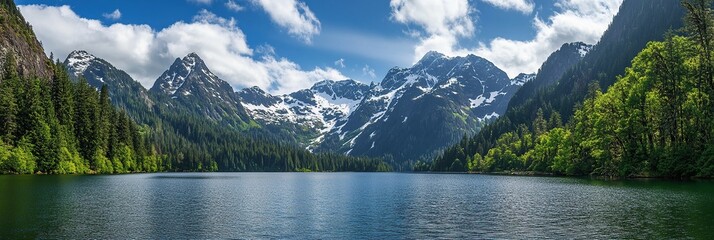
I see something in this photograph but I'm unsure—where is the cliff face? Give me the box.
[0,0,52,79]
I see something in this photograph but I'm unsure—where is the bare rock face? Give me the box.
[0,2,52,80]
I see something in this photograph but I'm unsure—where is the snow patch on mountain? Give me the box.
[511,73,536,86]
[578,44,593,57]
[479,112,500,121]
[66,50,96,76]
[238,79,369,148]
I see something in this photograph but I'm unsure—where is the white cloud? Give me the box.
[250,0,320,44]
[362,65,376,79]
[102,9,121,20]
[474,0,622,77]
[256,44,276,56]
[390,0,475,62]
[334,58,345,68]
[225,0,244,12]
[481,0,534,14]
[391,0,622,78]
[20,5,344,94]
[188,0,212,5]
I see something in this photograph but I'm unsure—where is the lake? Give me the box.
[0,173,712,239]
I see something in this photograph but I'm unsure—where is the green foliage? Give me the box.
[431,0,686,175]
[431,2,714,178]
[0,55,157,174]
[0,55,18,144]
[0,139,35,174]
[449,159,464,172]
[697,143,714,177]
[0,2,391,175]
[433,35,714,178]
[0,141,9,170]
[95,149,114,174]
[116,145,134,173]
[466,153,482,172]
[57,147,77,174]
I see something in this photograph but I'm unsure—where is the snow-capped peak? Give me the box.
[414,51,448,68]
[310,79,369,101]
[421,51,445,61]
[241,86,268,95]
[561,42,593,58]
[65,50,96,75]
[511,73,536,86]
[238,83,366,149]
[181,52,204,71]
[152,52,217,96]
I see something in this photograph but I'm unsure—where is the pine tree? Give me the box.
[74,78,100,166]
[0,55,18,144]
[533,108,548,136]
[97,85,112,157]
[26,78,54,173]
[52,61,75,128]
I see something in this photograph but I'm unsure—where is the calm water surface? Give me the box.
[0,173,712,239]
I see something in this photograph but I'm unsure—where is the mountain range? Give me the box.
[64,40,591,167]
[1,0,679,173]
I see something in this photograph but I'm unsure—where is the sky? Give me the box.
[15,0,623,94]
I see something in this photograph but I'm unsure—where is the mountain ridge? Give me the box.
[0,0,52,79]
[63,44,584,169]
[149,52,253,128]
[432,0,686,172]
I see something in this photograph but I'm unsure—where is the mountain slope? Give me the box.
[0,2,156,175]
[237,79,369,147]
[64,50,391,172]
[432,0,686,171]
[149,53,253,129]
[236,51,532,166]
[64,50,154,119]
[0,0,52,79]
[315,52,533,165]
[507,42,591,110]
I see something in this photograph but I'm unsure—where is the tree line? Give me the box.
[428,0,714,178]
[0,55,159,174]
[0,55,392,174]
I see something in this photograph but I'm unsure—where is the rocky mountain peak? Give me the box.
[65,50,96,76]
[150,52,220,96]
[310,79,369,101]
[511,73,536,86]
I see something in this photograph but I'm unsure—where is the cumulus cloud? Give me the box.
[102,9,121,20]
[474,0,622,77]
[250,0,320,44]
[481,0,534,14]
[225,0,244,12]
[391,0,622,77]
[389,0,474,62]
[20,5,344,94]
[334,58,345,68]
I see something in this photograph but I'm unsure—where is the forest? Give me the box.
[429,1,714,178]
[0,57,391,174]
[0,0,393,174]
[0,55,154,174]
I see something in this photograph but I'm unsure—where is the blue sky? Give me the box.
[15,0,621,94]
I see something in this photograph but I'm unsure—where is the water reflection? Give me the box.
[0,173,712,239]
